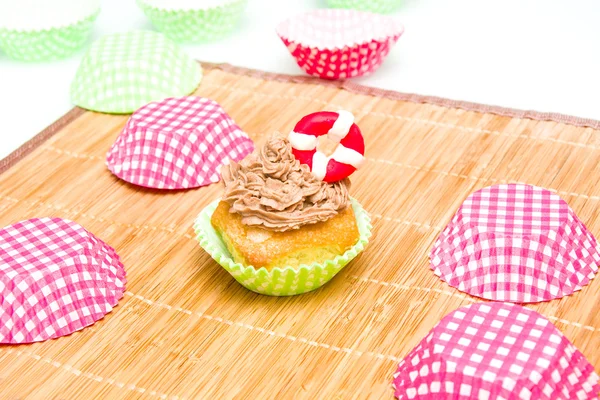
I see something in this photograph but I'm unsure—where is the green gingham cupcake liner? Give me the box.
[326,0,402,14]
[137,0,247,43]
[194,198,372,296]
[70,30,202,114]
[0,11,99,62]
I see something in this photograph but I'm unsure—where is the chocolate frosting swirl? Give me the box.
[220,136,351,231]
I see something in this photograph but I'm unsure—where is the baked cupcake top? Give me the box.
[221,136,350,231]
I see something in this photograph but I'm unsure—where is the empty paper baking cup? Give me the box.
[137,0,247,43]
[393,302,599,399]
[276,9,403,80]
[193,198,372,296]
[0,0,100,62]
[431,184,600,303]
[70,30,202,114]
[0,217,126,343]
[106,96,254,190]
[326,0,402,14]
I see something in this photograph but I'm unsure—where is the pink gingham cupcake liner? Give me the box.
[393,302,600,399]
[106,96,254,190]
[0,217,126,343]
[276,9,403,80]
[430,184,600,303]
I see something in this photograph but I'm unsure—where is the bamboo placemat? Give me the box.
[1,63,600,399]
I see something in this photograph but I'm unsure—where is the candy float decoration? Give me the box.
[288,110,365,182]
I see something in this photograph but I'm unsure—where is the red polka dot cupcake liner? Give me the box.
[393,302,600,399]
[430,184,600,303]
[0,218,126,343]
[106,96,254,190]
[276,9,403,80]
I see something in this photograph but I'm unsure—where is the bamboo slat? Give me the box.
[1,64,600,399]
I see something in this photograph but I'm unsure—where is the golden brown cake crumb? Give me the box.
[211,201,359,270]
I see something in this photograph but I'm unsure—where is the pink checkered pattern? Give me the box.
[276,9,404,80]
[106,96,254,190]
[393,302,600,400]
[0,218,126,343]
[430,184,600,303]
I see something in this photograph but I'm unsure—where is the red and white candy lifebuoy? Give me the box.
[287,110,365,183]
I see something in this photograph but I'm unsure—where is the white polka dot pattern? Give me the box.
[0,218,126,344]
[276,9,404,80]
[430,184,600,303]
[106,96,254,190]
[393,302,600,400]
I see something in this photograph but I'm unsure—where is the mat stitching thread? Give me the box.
[0,195,426,237]
[124,291,401,362]
[0,192,437,236]
[350,276,478,303]
[200,83,599,150]
[368,158,498,183]
[2,191,599,335]
[0,194,193,240]
[0,194,597,335]
[352,276,600,333]
[38,145,600,203]
[2,348,179,399]
[44,146,104,161]
[369,213,443,231]
[199,66,600,130]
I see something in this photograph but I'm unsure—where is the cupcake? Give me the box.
[212,137,359,269]
[195,111,371,295]
[0,0,100,62]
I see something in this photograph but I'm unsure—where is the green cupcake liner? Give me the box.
[137,0,247,43]
[0,12,99,62]
[325,0,402,14]
[194,198,372,296]
[70,30,202,114]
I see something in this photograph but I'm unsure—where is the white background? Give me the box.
[1,0,599,160]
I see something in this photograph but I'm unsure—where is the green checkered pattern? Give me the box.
[326,0,402,13]
[194,198,372,296]
[70,30,202,114]
[0,12,98,62]
[138,0,247,43]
